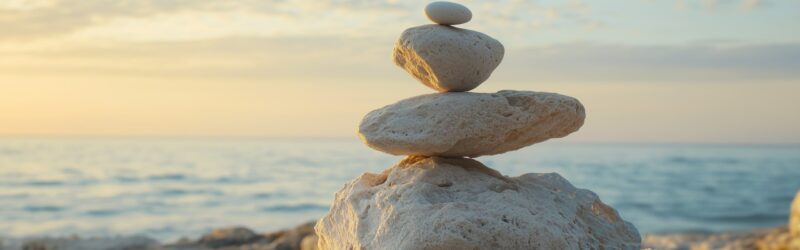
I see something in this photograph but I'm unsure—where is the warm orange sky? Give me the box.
[1,0,799,143]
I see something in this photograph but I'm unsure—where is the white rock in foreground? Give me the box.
[315,156,642,250]
[425,1,472,25]
[359,90,585,157]
[393,24,504,92]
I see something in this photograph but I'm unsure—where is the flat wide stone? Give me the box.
[358,90,585,157]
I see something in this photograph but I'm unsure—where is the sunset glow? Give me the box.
[1,0,798,143]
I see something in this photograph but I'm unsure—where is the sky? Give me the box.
[0,0,798,143]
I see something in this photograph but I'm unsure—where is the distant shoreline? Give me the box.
[2,135,800,147]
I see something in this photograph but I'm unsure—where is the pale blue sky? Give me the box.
[536,0,800,45]
[1,0,798,143]
[2,0,797,45]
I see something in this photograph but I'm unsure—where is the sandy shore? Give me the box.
[0,221,318,250]
[2,222,799,250]
[645,191,799,250]
[644,225,797,250]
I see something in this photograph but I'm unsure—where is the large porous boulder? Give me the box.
[393,24,504,92]
[358,90,585,157]
[315,156,641,250]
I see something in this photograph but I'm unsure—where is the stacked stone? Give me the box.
[360,2,584,158]
[316,2,641,250]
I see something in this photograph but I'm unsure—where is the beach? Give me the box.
[3,215,798,249]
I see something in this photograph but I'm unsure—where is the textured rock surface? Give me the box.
[424,1,472,25]
[315,156,641,250]
[358,90,585,157]
[393,24,504,92]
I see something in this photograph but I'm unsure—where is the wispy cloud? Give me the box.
[2,34,797,85]
[741,0,762,9]
[0,0,418,41]
[0,1,797,140]
[676,0,766,10]
[0,0,597,42]
[501,43,800,83]
[1,0,792,48]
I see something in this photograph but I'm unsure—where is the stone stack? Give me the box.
[315,2,641,249]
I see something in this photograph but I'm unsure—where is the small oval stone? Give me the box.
[425,1,472,25]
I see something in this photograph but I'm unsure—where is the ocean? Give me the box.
[0,138,798,241]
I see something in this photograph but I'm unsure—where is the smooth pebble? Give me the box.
[425,1,472,25]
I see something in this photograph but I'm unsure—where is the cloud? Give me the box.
[741,0,762,9]
[0,0,597,42]
[0,0,415,41]
[0,0,788,46]
[0,0,232,40]
[1,35,798,85]
[0,35,397,81]
[499,42,800,83]
[703,0,721,8]
[676,0,766,10]
[0,1,794,84]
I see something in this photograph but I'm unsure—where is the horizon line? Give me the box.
[1,134,798,146]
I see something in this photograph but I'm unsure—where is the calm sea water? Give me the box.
[0,138,798,241]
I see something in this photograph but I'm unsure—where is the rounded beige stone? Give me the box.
[392,25,504,92]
